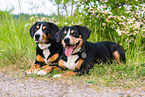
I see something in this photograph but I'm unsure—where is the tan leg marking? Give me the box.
[36,54,45,63]
[43,66,61,73]
[31,64,40,69]
[58,59,66,68]
[113,51,123,65]
[42,66,53,73]
[49,53,59,62]
[41,65,49,68]
[25,64,41,74]
[62,71,77,76]
[76,59,83,69]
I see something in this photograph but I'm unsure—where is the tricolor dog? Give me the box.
[25,22,63,75]
[53,25,126,78]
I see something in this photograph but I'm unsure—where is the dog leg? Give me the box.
[75,59,83,69]
[37,66,61,76]
[25,64,41,74]
[53,71,77,78]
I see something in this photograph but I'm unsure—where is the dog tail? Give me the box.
[112,45,126,64]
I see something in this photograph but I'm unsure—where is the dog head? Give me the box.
[30,22,59,43]
[55,25,91,57]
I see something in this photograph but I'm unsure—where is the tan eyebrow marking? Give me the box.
[36,25,39,29]
[43,26,46,30]
[71,30,74,33]
[64,31,67,34]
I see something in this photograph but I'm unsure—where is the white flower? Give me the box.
[86,13,88,15]
[124,31,129,34]
[118,31,122,35]
[102,23,106,25]
[116,28,122,35]
[119,22,122,24]
[86,5,89,8]
[105,0,108,2]
[121,16,126,20]
[25,23,29,27]
[41,17,46,21]
[56,22,59,24]
[139,22,144,25]
[65,22,68,25]
[126,38,128,41]
[108,12,112,14]
[119,6,122,8]
[30,16,34,20]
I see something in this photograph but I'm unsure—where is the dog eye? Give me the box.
[43,27,49,31]
[73,32,78,36]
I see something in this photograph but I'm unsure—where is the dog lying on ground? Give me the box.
[52,25,126,78]
[25,22,63,75]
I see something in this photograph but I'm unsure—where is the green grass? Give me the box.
[0,11,144,89]
[0,12,35,65]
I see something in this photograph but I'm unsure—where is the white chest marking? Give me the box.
[38,43,51,64]
[43,49,50,63]
[63,55,79,70]
[38,44,51,49]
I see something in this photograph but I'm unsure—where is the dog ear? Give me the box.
[49,23,59,40]
[29,22,38,38]
[55,27,65,43]
[74,25,91,40]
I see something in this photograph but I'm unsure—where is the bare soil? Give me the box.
[0,72,145,97]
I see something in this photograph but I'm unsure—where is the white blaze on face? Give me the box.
[34,24,43,42]
[64,28,73,44]
[65,28,71,37]
[63,28,73,57]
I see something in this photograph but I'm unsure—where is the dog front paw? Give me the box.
[25,68,41,75]
[37,70,47,76]
[25,69,32,75]
[53,74,62,78]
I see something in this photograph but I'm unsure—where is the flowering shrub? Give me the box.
[78,1,144,44]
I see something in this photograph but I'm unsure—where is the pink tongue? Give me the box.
[65,46,74,57]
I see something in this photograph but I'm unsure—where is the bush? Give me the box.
[78,1,144,43]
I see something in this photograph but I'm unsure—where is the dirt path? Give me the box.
[0,72,145,97]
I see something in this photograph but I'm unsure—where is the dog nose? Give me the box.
[35,34,40,40]
[64,38,70,44]
[35,34,40,38]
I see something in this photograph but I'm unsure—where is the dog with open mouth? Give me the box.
[25,22,63,75]
[52,25,126,78]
